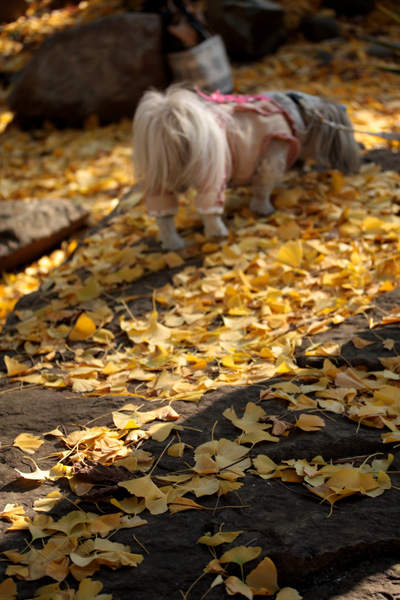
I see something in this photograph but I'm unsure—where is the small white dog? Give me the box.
[133,86,359,250]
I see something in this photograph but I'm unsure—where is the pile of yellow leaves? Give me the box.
[1,168,400,417]
[252,453,394,516]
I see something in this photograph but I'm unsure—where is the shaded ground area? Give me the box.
[1,365,400,599]
[0,150,400,599]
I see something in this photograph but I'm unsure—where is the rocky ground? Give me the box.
[0,149,399,600]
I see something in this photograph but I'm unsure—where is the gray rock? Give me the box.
[0,198,88,271]
[300,15,341,42]
[205,0,286,61]
[8,14,170,127]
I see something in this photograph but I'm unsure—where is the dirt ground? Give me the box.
[1,149,400,599]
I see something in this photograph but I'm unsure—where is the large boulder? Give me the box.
[205,0,285,61]
[0,0,28,23]
[0,198,88,271]
[7,14,170,127]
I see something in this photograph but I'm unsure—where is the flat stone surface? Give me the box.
[0,268,399,598]
[0,376,399,598]
[0,198,88,270]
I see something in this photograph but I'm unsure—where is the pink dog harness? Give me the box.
[146,90,300,217]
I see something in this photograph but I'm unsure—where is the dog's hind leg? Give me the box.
[156,216,185,250]
[249,139,290,216]
[202,214,229,239]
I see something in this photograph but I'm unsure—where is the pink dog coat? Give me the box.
[146,91,300,217]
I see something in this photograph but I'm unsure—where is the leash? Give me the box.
[308,109,400,141]
[287,91,400,142]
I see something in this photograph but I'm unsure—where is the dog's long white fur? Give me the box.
[133,87,231,198]
[133,86,359,250]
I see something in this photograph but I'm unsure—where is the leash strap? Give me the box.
[309,109,400,141]
[287,91,400,142]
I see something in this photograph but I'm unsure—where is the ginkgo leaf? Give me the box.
[366,455,393,476]
[326,468,380,493]
[274,188,302,209]
[112,411,139,430]
[276,587,303,600]
[246,556,280,595]
[305,484,354,509]
[317,399,345,414]
[237,430,280,445]
[118,515,148,530]
[147,422,180,442]
[76,278,102,303]
[276,240,303,268]
[69,313,97,341]
[382,431,400,443]
[181,476,220,497]
[225,576,253,599]
[295,414,325,431]
[221,355,246,370]
[0,578,17,600]
[168,497,205,513]
[335,369,370,390]
[70,538,143,570]
[352,337,375,349]
[72,379,98,393]
[382,339,396,351]
[198,531,242,546]
[33,491,62,513]
[208,575,224,592]
[110,497,146,515]
[220,546,262,567]
[193,453,219,474]
[252,455,279,476]
[45,558,70,583]
[0,504,26,522]
[15,462,50,481]
[145,493,169,515]
[167,442,186,457]
[223,403,266,433]
[265,415,293,436]
[5,565,29,579]
[4,356,30,376]
[77,578,112,600]
[118,475,163,499]
[88,513,122,537]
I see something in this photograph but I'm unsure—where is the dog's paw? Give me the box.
[249,198,275,216]
[162,236,186,251]
[203,215,229,238]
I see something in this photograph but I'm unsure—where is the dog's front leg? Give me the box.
[202,214,228,238]
[156,216,185,250]
[249,140,289,216]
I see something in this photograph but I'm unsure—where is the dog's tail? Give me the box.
[291,93,360,174]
